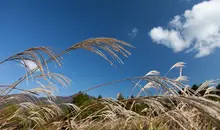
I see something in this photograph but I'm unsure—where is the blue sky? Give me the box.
[1,0,220,98]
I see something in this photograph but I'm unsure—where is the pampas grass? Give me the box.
[0,37,220,130]
[0,37,134,129]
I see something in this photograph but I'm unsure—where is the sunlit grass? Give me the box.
[0,38,220,130]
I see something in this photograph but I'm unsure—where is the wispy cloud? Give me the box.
[149,0,220,58]
[180,0,191,2]
[128,28,138,38]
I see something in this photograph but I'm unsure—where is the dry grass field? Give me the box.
[0,37,220,130]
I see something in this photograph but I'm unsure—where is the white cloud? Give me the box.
[149,0,220,58]
[128,28,138,38]
[150,27,190,52]
[22,60,38,70]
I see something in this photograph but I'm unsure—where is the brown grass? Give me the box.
[0,38,220,130]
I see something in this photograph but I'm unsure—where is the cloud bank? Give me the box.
[149,0,220,57]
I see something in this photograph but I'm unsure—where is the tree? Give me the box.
[191,84,210,96]
[215,84,220,96]
[97,95,102,99]
[117,93,124,101]
[216,84,220,90]
[72,92,92,107]
[191,84,199,91]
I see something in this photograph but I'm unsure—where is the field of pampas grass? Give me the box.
[1,37,220,130]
